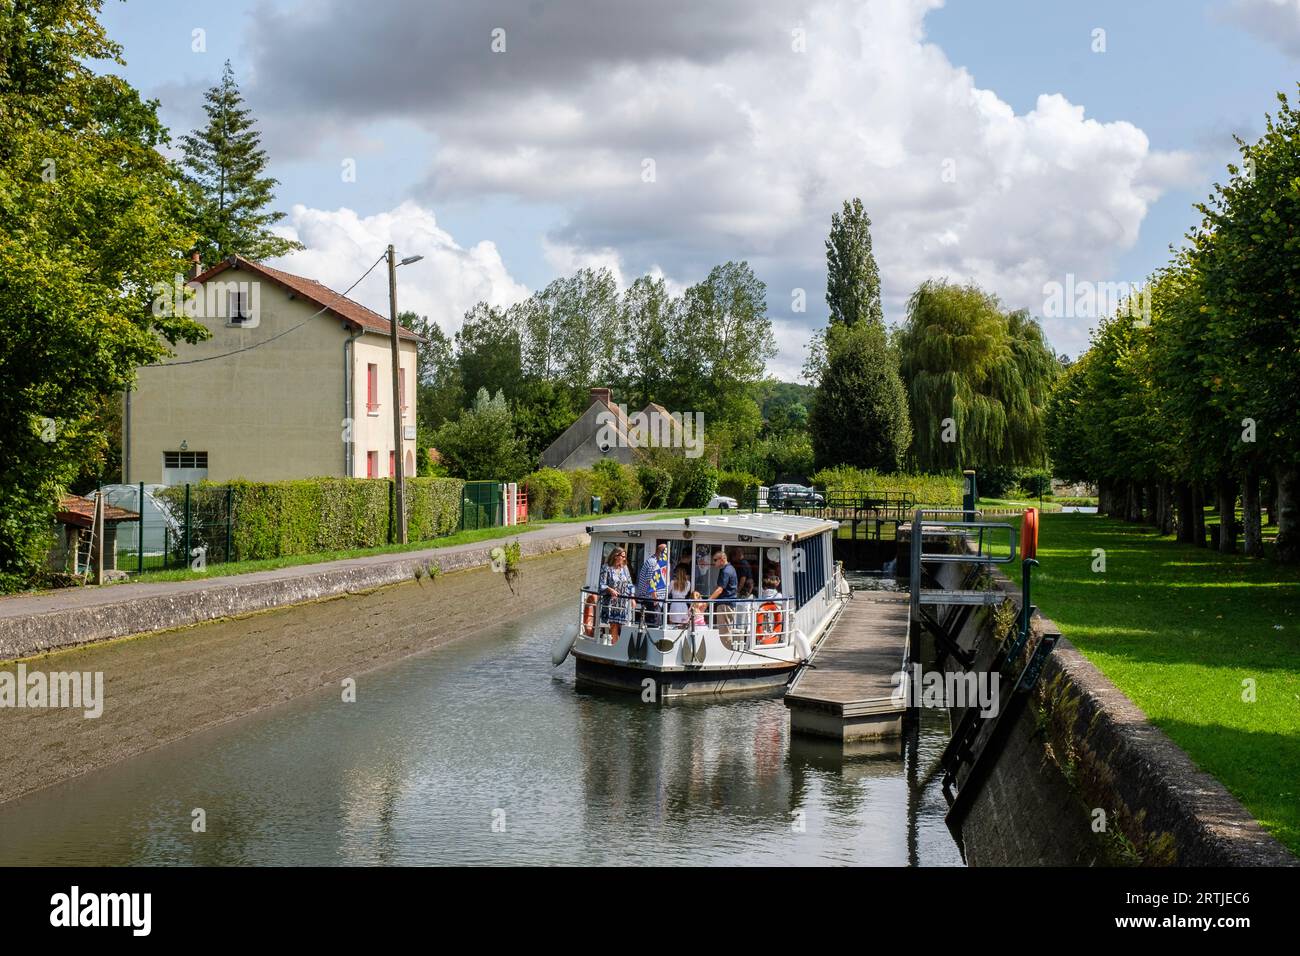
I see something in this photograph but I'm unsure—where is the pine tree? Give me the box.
[825,197,885,328]
[180,61,301,263]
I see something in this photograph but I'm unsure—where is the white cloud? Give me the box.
[268,201,530,337]
[1226,0,1300,58]
[254,0,1196,369]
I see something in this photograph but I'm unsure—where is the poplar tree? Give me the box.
[180,60,301,263]
[825,197,885,328]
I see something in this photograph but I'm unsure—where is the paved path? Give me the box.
[0,516,645,659]
[0,518,608,619]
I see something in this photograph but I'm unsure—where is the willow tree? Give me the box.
[897,280,1056,472]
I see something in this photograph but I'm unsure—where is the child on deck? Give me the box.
[690,591,708,628]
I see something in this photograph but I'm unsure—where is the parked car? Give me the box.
[769,484,825,509]
[706,494,739,510]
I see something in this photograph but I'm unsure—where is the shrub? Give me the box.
[1014,468,1053,499]
[567,468,595,514]
[675,458,719,507]
[592,459,641,511]
[636,464,673,508]
[525,467,572,519]
[975,465,1019,499]
[808,466,962,506]
[716,469,761,505]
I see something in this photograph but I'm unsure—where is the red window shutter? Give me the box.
[389,450,395,477]
[367,451,377,478]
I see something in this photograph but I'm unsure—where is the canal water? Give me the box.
[0,598,962,866]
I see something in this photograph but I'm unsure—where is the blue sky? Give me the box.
[99,0,1300,377]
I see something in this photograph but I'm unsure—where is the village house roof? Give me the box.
[193,255,426,343]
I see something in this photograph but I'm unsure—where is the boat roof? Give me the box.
[587,512,838,543]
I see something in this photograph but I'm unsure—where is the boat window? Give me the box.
[729,546,760,599]
[761,546,784,597]
[599,540,644,575]
[792,535,826,609]
[692,543,715,595]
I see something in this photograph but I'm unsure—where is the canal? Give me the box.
[0,596,962,866]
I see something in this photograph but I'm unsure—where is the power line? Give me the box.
[147,253,387,367]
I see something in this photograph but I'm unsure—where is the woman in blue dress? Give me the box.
[598,547,634,644]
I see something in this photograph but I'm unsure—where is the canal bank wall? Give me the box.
[0,545,589,807]
[0,527,592,662]
[937,562,1296,867]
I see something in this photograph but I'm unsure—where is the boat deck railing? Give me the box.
[578,588,796,652]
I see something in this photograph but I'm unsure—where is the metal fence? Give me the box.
[105,478,516,576]
[106,482,234,575]
[460,480,504,531]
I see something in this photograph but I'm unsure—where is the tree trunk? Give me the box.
[1243,466,1263,558]
[1266,476,1277,526]
[1159,480,1175,536]
[1275,464,1300,563]
[1192,483,1206,547]
[1176,482,1195,543]
[1145,483,1158,525]
[1216,471,1237,554]
[1126,481,1142,522]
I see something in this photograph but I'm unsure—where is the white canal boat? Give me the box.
[551,513,850,697]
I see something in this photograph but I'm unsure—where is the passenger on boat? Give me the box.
[636,541,670,627]
[760,572,783,600]
[599,547,634,644]
[690,591,708,628]
[734,579,756,640]
[708,549,738,634]
[667,563,692,626]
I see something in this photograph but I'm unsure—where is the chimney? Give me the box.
[589,387,612,408]
[188,251,202,280]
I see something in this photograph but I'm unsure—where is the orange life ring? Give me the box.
[1021,508,1039,561]
[582,594,597,637]
[756,602,783,645]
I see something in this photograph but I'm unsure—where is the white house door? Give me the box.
[163,450,209,485]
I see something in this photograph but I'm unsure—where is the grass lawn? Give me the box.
[979,496,1065,512]
[112,507,701,585]
[1034,513,1300,856]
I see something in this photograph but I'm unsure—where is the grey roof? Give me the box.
[588,512,837,543]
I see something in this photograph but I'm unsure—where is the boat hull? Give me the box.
[573,653,799,699]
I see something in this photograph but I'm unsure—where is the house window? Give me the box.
[227,291,253,325]
[366,451,379,479]
[366,363,379,413]
[162,451,209,486]
[163,451,208,469]
[389,450,395,478]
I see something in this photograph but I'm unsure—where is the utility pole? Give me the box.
[387,244,407,544]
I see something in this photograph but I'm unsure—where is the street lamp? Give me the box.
[387,245,424,544]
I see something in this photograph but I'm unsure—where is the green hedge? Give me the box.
[524,467,572,519]
[717,469,761,504]
[592,460,641,511]
[807,466,962,506]
[159,477,463,561]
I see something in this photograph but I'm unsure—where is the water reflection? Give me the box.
[0,596,961,866]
